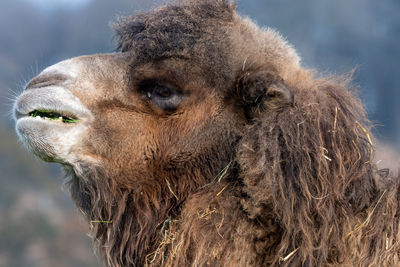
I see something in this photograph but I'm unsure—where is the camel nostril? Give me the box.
[25,72,71,90]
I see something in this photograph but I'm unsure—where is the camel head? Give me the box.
[14,0,298,197]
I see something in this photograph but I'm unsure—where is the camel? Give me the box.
[13,0,400,266]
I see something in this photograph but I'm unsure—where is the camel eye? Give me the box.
[154,86,173,98]
[139,80,183,111]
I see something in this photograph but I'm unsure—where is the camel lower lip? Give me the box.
[15,114,89,163]
[15,116,80,137]
[17,116,78,125]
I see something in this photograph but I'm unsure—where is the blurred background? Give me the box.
[0,0,399,266]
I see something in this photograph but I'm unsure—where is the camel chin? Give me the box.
[14,71,92,164]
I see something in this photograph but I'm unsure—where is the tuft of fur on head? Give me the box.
[114,0,237,90]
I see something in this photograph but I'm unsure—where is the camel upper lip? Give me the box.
[14,86,92,123]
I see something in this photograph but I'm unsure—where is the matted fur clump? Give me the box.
[14,0,400,266]
[238,76,400,265]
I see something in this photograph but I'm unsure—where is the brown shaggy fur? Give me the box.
[19,0,400,266]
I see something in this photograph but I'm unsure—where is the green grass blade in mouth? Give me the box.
[62,117,80,123]
[28,110,79,123]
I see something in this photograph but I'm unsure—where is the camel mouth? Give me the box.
[14,86,92,162]
[28,109,80,123]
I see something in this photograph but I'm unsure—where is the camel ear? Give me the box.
[235,70,293,119]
